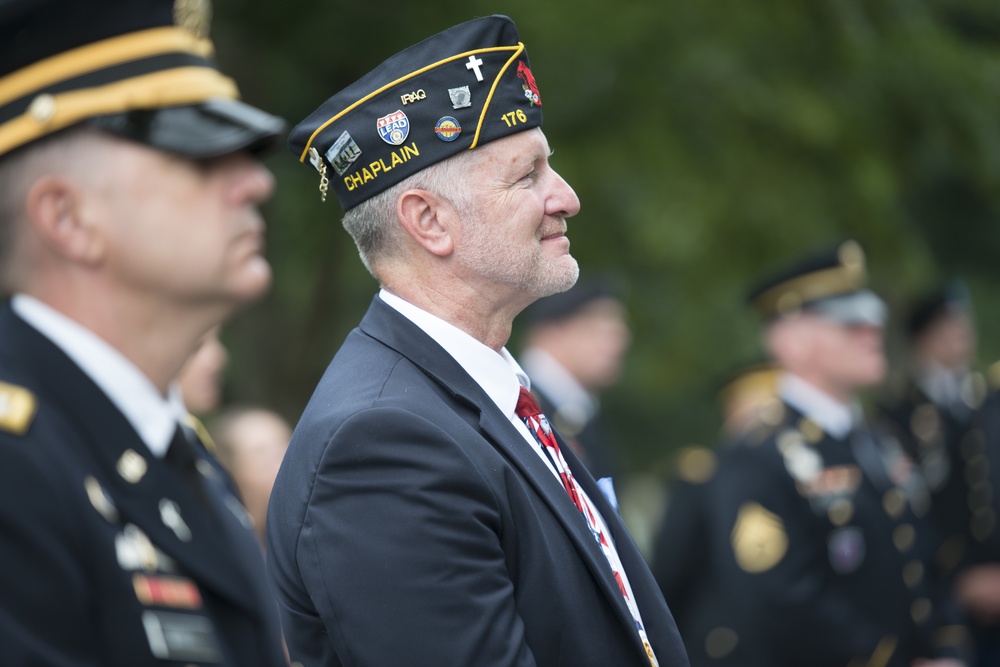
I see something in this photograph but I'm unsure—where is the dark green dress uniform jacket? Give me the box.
[0,303,287,666]
[664,400,966,667]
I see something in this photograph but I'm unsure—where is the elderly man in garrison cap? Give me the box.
[665,241,969,667]
[266,15,688,667]
[0,1,288,665]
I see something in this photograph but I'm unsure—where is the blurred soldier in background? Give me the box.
[210,405,291,550]
[178,326,230,418]
[877,282,987,574]
[959,369,1000,666]
[518,276,631,500]
[0,1,288,664]
[661,241,967,667]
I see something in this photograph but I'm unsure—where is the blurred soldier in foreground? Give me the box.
[0,1,288,664]
[267,15,688,667]
[667,241,967,667]
[518,276,632,495]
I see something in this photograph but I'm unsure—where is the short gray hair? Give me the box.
[341,146,483,280]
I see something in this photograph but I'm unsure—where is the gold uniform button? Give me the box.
[893,524,915,552]
[116,449,148,484]
[902,561,924,588]
[705,627,739,659]
[882,489,906,518]
[911,598,932,624]
[828,498,854,526]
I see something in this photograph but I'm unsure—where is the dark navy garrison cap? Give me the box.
[748,240,887,326]
[0,0,284,159]
[289,15,544,210]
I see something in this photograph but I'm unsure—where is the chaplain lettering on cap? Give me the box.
[268,14,689,667]
[0,1,289,664]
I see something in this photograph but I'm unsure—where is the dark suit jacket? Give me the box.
[266,296,688,667]
[0,303,286,666]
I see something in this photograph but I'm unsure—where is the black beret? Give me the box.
[522,278,622,326]
[0,0,284,159]
[748,240,869,318]
[906,279,971,339]
[289,15,544,210]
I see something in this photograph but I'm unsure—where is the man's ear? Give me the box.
[24,175,105,265]
[396,188,455,257]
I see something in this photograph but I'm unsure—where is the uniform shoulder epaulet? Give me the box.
[740,397,788,447]
[674,445,717,484]
[0,381,37,436]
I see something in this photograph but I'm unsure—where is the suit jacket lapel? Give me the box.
[0,306,261,615]
[359,297,652,655]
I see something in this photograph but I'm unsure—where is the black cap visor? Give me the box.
[87,97,285,159]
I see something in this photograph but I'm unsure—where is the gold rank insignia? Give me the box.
[732,502,788,573]
[0,381,37,435]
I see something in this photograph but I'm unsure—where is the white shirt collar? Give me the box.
[11,294,186,458]
[378,289,528,416]
[915,360,966,409]
[779,372,856,439]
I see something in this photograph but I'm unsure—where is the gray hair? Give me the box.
[341,146,484,280]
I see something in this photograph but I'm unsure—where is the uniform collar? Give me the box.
[11,294,185,457]
[779,372,857,439]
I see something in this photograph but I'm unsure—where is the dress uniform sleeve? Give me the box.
[285,406,537,667]
[0,437,95,664]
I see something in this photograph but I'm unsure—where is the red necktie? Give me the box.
[515,386,661,667]
[515,387,585,510]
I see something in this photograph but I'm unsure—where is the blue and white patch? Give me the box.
[377,110,410,146]
[326,130,362,176]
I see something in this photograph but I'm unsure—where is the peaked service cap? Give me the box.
[0,0,285,160]
[748,240,887,326]
[289,14,545,210]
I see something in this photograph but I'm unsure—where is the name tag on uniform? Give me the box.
[141,610,222,663]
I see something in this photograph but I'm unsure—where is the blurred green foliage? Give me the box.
[210,0,1000,475]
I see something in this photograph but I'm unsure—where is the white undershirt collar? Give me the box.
[12,294,186,458]
[779,372,856,440]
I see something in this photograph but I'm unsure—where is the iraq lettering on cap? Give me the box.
[377,110,410,146]
[401,89,426,106]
